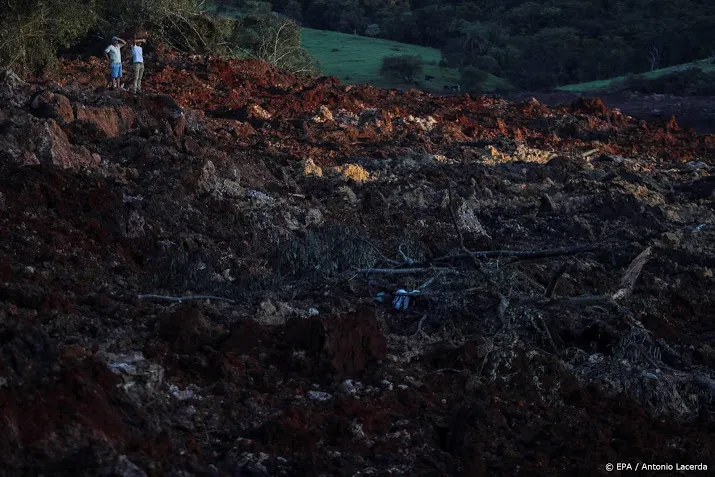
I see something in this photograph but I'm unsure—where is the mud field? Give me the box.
[1,46,714,476]
[506,90,715,135]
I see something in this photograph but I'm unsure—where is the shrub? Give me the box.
[0,0,240,73]
[0,0,319,77]
[0,0,100,74]
[100,0,239,55]
[229,14,319,75]
[619,68,715,95]
[380,55,423,82]
[364,24,380,37]
[460,66,489,92]
[474,55,500,74]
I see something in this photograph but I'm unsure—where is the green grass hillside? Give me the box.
[301,27,508,93]
[557,59,715,93]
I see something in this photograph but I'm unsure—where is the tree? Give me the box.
[648,46,662,71]
[460,65,489,93]
[379,54,423,82]
[364,24,380,37]
[227,8,318,74]
[0,0,100,73]
[252,17,318,74]
[99,0,238,55]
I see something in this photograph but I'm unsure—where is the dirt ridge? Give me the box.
[0,48,714,476]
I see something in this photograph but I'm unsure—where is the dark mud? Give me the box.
[0,49,714,476]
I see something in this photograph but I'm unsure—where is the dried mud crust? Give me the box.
[0,49,714,476]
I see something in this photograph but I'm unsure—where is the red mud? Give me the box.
[0,48,714,476]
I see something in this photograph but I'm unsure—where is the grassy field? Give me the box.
[301,27,508,93]
[557,58,715,92]
[204,3,508,93]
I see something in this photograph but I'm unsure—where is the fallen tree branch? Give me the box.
[536,314,558,353]
[427,243,599,265]
[137,294,236,304]
[413,314,428,338]
[352,235,401,266]
[398,243,416,265]
[613,247,652,300]
[496,292,509,324]
[545,261,570,298]
[546,246,653,307]
[447,184,466,251]
[357,267,458,274]
[447,183,491,280]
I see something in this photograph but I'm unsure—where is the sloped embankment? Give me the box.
[0,50,714,476]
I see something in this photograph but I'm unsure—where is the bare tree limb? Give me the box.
[447,183,488,275]
[496,292,509,323]
[137,294,236,304]
[357,267,458,275]
[613,246,652,300]
[351,235,401,266]
[537,314,558,353]
[413,314,428,338]
[544,247,652,307]
[545,261,570,298]
[398,243,416,265]
[428,243,599,265]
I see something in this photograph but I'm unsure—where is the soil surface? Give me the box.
[506,90,715,135]
[1,46,714,476]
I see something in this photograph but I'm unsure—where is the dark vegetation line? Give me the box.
[2,0,715,94]
[215,0,715,90]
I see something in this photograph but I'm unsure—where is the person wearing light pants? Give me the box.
[131,37,147,93]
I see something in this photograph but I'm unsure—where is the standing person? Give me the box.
[131,37,147,93]
[104,36,127,90]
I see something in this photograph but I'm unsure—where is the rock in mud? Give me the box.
[307,390,333,401]
[112,455,147,477]
[302,157,323,177]
[74,104,136,138]
[31,91,74,124]
[2,114,99,168]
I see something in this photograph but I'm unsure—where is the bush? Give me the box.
[460,66,489,93]
[0,0,100,74]
[0,0,239,73]
[100,0,239,55]
[0,0,319,77]
[364,24,380,37]
[474,55,500,74]
[619,68,715,95]
[229,13,319,75]
[379,55,423,82]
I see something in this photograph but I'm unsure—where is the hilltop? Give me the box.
[1,45,714,476]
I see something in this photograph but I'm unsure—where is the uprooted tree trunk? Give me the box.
[553,246,652,307]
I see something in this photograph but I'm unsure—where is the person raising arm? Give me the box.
[104,36,127,90]
[131,37,147,93]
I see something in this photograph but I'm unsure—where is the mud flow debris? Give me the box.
[0,47,714,476]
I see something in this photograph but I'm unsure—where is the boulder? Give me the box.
[74,104,136,137]
[31,91,74,124]
[1,113,100,168]
[0,69,31,107]
[30,120,99,168]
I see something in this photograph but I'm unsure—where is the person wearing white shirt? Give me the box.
[104,36,126,90]
[131,37,147,94]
